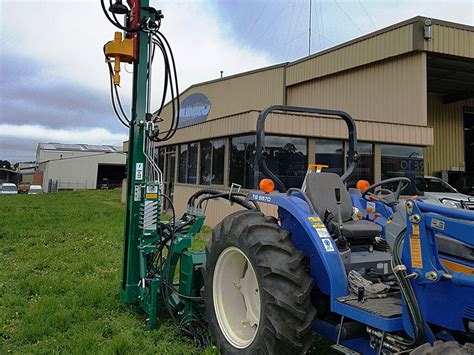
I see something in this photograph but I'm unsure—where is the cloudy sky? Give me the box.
[0,0,472,162]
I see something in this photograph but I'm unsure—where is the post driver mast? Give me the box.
[102,1,217,341]
[104,0,160,303]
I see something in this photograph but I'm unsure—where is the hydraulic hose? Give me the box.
[391,228,425,347]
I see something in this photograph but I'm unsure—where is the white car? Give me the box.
[1,183,18,195]
[415,176,474,210]
[28,185,43,194]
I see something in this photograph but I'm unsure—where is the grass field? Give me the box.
[0,189,214,354]
[0,189,332,354]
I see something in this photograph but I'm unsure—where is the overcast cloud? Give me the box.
[0,0,472,162]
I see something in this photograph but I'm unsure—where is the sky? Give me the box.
[0,0,473,163]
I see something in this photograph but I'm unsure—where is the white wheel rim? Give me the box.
[213,246,261,349]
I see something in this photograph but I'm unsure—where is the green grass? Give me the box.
[0,189,216,354]
[0,189,332,354]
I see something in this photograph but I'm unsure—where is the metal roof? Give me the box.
[37,143,123,153]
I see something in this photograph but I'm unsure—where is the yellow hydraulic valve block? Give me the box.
[104,32,134,86]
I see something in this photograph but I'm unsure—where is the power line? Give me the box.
[318,0,325,49]
[234,1,269,65]
[357,0,377,29]
[333,0,363,34]
[283,0,297,61]
[286,1,305,60]
[314,0,323,50]
[242,2,290,65]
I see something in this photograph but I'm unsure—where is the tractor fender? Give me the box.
[247,191,348,300]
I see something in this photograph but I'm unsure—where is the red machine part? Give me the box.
[127,0,140,59]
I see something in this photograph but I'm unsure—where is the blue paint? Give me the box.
[247,190,474,349]
[177,93,211,128]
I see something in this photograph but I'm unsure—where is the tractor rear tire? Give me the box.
[203,210,316,354]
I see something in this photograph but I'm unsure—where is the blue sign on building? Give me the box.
[177,93,211,128]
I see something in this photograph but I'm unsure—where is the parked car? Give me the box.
[18,181,31,194]
[415,176,474,210]
[1,183,18,195]
[28,185,43,194]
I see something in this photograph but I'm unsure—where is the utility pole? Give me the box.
[308,0,312,56]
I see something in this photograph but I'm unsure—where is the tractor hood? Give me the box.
[424,191,474,210]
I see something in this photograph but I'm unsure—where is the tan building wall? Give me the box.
[424,96,474,176]
[21,173,35,184]
[424,24,474,58]
[286,23,415,86]
[157,110,433,148]
[287,53,428,127]
[158,65,286,133]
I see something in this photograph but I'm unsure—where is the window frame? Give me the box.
[200,138,226,186]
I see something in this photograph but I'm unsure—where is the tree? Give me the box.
[0,160,12,170]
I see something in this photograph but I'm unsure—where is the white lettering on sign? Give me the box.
[431,218,445,231]
[135,163,143,180]
[251,194,272,203]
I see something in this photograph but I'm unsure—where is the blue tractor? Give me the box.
[202,106,474,354]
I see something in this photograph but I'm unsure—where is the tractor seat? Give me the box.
[331,220,382,238]
[305,172,381,239]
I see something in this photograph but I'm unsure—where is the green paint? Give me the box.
[118,2,207,329]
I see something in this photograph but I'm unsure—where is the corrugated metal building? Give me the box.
[36,143,126,192]
[151,17,474,226]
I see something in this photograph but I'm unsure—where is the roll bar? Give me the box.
[255,105,359,192]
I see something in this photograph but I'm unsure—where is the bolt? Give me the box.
[425,271,438,281]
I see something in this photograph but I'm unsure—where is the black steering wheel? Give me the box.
[362,177,411,211]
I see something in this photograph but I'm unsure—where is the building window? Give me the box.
[381,144,424,194]
[187,143,198,184]
[230,135,256,189]
[178,143,198,184]
[155,147,165,171]
[315,139,344,176]
[200,139,225,185]
[265,136,307,189]
[347,142,373,188]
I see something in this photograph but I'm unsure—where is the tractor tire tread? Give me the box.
[204,210,315,354]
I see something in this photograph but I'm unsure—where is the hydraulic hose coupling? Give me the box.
[105,32,134,86]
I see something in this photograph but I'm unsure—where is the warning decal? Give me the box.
[308,216,321,222]
[321,238,335,252]
[412,224,420,237]
[409,237,423,269]
[135,163,143,180]
[316,228,330,238]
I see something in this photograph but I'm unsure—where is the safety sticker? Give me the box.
[312,222,325,229]
[135,163,143,180]
[146,185,158,193]
[431,218,445,231]
[134,185,142,202]
[409,237,423,269]
[316,228,330,238]
[308,216,321,222]
[321,238,335,252]
[412,224,420,237]
[367,202,376,213]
